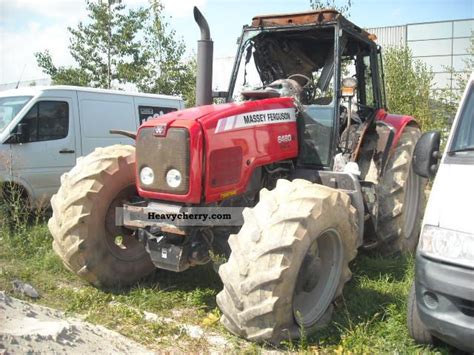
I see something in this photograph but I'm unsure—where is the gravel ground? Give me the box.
[0,291,153,354]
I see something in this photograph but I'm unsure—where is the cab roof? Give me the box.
[250,8,375,41]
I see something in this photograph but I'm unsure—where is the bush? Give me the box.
[383,46,446,132]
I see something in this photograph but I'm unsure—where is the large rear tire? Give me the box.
[48,145,154,288]
[217,179,358,344]
[376,126,425,254]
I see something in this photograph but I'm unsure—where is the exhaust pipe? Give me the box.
[194,7,213,106]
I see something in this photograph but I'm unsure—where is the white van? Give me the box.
[0,86,184,206]
[408,73,474,352]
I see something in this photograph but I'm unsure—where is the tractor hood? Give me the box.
[139,97,295,131]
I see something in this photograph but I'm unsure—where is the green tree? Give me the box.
[36,1,148,89]
[136,1,196,106]
[35,50,92,86]
[382,46,442,131]
[310,0,353,15]
[35,0,196,106]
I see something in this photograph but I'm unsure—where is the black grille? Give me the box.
[458,298,474,317]
[136,127,190,194]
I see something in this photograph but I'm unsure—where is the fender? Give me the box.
[376,109,419,149]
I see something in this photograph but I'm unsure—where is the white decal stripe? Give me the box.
[215,118,225,133]
[214,107,296,133]
[224,116,235,131]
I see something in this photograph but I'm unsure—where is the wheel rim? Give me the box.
[104,185,148,262]
[403,164,420,238]
[293,229,343,328]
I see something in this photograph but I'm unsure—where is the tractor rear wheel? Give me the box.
[48,145,154,288]
[376,126,425,254]
[217,179,358,344]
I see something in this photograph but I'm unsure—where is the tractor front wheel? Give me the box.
[48,145,154,288]
[217,179,358,344]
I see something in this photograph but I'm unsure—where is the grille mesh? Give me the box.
[136,127,190,194]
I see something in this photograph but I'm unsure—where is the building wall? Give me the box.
[367,19,473,91]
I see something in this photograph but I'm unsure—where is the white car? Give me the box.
[0,86,184,207]
[408,73,474,352]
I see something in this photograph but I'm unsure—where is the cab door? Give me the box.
[10,94,77,204]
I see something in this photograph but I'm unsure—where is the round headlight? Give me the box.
[140,167,154,185]
[166,169,182,188]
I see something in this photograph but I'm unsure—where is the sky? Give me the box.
[0,0,472,85]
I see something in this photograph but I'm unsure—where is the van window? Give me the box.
[139,105,177,124]
[450,87,474,154]
[0,96,32,133]
[22,101,69,142]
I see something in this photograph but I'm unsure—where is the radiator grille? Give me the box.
[136,127,190,194]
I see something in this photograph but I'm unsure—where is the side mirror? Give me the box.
[413,131,441,178]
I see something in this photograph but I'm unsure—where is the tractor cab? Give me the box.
[228,9,386,168]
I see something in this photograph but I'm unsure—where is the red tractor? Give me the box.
[49,8,425,343]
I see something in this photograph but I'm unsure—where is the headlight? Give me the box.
[166,169,182,188]
[419,225,474,268]
[140,167,154,185]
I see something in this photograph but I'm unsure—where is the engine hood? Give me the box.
[423,162,474,235]
[139,97,295,130]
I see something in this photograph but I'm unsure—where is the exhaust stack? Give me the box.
[194,7,213,106]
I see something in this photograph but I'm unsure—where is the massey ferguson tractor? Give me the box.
[49,8,425,343]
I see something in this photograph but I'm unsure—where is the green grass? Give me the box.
[0,219,450,353]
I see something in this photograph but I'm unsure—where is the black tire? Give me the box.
[407,283,434,345]
[217,179,358,344]
[48,145,154,288]
[376,126,425,254]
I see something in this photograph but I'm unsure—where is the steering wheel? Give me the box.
[287,73,316,104]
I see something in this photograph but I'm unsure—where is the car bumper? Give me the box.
[415,252,474,353]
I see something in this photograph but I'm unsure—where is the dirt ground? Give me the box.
[0,291,153,354]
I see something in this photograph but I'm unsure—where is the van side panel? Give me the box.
[77,91,136,155]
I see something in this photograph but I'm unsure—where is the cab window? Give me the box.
[22,101,69,142]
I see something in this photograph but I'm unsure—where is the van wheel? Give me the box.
[217,179,358,344]
[48,145,154,288]
[407,283,434,345]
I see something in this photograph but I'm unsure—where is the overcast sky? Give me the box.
[0,0,472,85]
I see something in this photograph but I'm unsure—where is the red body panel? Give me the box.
[136,98,298,203]
[376,109,418,149]
[200,98,298,202]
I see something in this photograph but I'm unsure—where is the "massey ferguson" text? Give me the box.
[243,111,291,124]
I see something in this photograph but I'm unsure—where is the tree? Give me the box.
[35,0,196,106]
[136,1,196,106]
[36,1,148,89]
[310,0,353,16]
[35,50,92,86]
